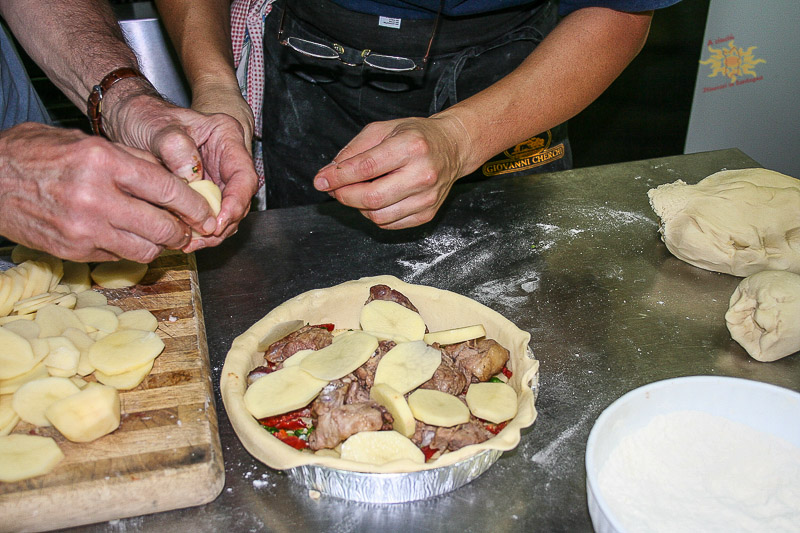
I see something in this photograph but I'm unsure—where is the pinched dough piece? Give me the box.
[424,324,486,346]
[465,382,518,424]
[373,340,442,395]
[360,300,426,342]
[75,306,119,333]
[369,383,416,437]
[340,430,425,465]
[299,330,378,381]
[91,260,148,289]
[43,337,80,377]
[244,365,328,419]
[12,376,81,426]
[88,329,164,375]
[725,270,800,362]
[0,434,64,482]
[61,261,91,293]
[0,362,48,395]
[407,389,470,427]
[45,382,120,442]
[0,395,20,436]
[94,359,154,390]
[648,168,800,276]
[34,304,84,337]
[116,309,158,332]
[0,327,35,380]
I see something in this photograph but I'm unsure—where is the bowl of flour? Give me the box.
[585,376,800,533]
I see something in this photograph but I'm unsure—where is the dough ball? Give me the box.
[647,168,800,276]
[725,270,800,362]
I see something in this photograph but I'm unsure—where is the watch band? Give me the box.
[86,67,148,137]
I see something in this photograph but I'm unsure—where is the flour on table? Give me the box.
[597,410,800,532]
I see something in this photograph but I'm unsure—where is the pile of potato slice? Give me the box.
[244,298,518,466]
[0,246,162,483]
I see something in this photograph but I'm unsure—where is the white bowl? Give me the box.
[585,376,800,533]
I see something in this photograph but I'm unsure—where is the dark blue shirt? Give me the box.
[1,24,50,129]
[331,0,681,18]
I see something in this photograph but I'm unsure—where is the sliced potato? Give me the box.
[0,327,35,380]
[0,434,64,482]
[0,273,13,316]
[0,394,20,436]
[43,337,80,377]
[12,376,81,426]
[62,327,96,376]
[299,330,378,381]
[116,308,158,332]
[423,324,486,346]
[244,365,328,419]
[45,382,120,442]
[74,290,107,309]
[97,304,124,316]
[188,180,222,216]
[34,304,84,337]
[69,376,89,389]
[465,382,518,424]
[88,329,164,375]
[16,260,51,300]
[94,359,153,390]
[11,291,61,316]
[340,430,425,465]
[369,383,416,437]
[359,300,426,342]
[280,349,314,368]
[373,340,442,395]
[1,318,40,340]
[3,269,27,316]
[75,306,119,333]
[91,260,148,289]
[53,292,78,309]
[61,261,91,293]
[0,362,48,395]
[407,389,471,428]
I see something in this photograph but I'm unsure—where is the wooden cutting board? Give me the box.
[0,250,224,532]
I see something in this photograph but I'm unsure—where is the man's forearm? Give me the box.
[0,0,145,111]
[435,7,653,175]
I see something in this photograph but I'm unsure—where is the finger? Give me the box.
[149,125,205,181]
[98,225,168,263]
[315,132,409,192]
[214,151,258,236]
[115,161,217,235]
[97,193,193,251]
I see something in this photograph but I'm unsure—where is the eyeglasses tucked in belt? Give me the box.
[277,0,444,72]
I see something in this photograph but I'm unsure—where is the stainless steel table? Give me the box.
[75,148,800,532]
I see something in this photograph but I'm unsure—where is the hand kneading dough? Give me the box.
[725,270,800,362]
[647,168,800,276]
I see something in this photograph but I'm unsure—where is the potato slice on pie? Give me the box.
[299,330,378,381]
[465,382,518,424]
[423,324,486,346]
[369,383,416,437]
[244,365,328,419]
[340,430,425,465]
[373,340,441,395]
[359,300,426,342]
[407,389,471,427]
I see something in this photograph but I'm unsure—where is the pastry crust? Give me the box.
[221,275,539,474]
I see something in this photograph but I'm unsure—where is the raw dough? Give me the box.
[647,168,800,276]
[725,270,800,362]
[220,275,539,474]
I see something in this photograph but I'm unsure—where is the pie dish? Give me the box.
[221,275,538,496]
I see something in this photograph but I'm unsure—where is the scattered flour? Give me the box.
[597,410,800,532]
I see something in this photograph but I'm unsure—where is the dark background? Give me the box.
[19,0,711,170]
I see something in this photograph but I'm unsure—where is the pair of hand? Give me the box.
[313,114,472,230]
[0,91,258,263]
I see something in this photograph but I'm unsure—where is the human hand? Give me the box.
[0,123,216,262]
[312,115,471,229]
[106,91,258,251]
[190,78,255,153]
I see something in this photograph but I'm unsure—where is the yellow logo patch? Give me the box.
[482,130,565,176]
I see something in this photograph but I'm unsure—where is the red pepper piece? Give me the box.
[420,445,438,461]
[311,323,335,332]
[501,366,512,378]
[485,421,508,435]
[274,433,309,450]
[258,407,311,430]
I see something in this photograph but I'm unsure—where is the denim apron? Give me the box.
[261,0,570,208]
